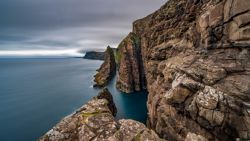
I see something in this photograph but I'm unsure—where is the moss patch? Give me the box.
[82,111,102,123]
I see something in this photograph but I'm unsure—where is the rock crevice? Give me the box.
[116,33,146,93]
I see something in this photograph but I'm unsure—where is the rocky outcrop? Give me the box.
[83,51,105,60]
[96,88,117,116]
[117,0,250,140]
[39,88,164,141]
[116,33,146,93]
[94,46,116,87]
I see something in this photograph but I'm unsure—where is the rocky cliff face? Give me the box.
[117,0,250,140]
[39,88,164,141]
[94,46,116,87]
[116,33,146,93]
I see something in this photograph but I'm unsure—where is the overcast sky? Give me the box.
[0,0,165,56]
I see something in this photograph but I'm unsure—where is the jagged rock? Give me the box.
[117,0,250,140]
[165,86,192,104]
[96,88,117,116]
[94,46,116,87]
[39,88,164,141]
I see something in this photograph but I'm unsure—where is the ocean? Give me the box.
[0,58,148,141]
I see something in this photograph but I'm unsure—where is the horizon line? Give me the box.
[0,49,85,57]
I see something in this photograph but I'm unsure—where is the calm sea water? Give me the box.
[0,58,148,141]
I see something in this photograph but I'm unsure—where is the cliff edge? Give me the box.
[39,88,164,141]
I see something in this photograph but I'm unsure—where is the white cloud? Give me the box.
[0,49,83,57]
[0,0,166,57]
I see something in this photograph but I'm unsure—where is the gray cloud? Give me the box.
[0,0,165,52]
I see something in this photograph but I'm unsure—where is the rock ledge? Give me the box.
[39,89,164,141]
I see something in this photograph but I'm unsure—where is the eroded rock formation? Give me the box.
[94,46,116,87]
[39,89,164,141]
[117,0,250,140]
[96,88,117,116]
[116,33,146,93]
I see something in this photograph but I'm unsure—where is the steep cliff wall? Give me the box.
[94,46,116,87]
[118,0,250,140]
[116,33,146,93]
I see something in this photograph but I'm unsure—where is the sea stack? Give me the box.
[94,46,116,87]
[116,32,146,93]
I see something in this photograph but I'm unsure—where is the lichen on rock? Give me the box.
[39,88,164,141]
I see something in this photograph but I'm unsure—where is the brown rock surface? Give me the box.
[185,132,208,141]
[117,0,250,140]
[116,32,146,93]
[94,46,116,87]
[39,88,164,141]
[96,88,117,116]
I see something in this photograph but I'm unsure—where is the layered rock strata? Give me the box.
[117,0,250,140]
[94,46,116,87]
[116,33,146,93]
[39,88,164,141]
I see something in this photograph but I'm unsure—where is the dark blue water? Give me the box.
[0,58,148,141]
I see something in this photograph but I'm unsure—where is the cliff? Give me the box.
[39,88,164,141]
[39,0,250,140]
[117,0,250,140]
[94,46,116,87]
[83,51,105,60]
[116,33,146,93]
